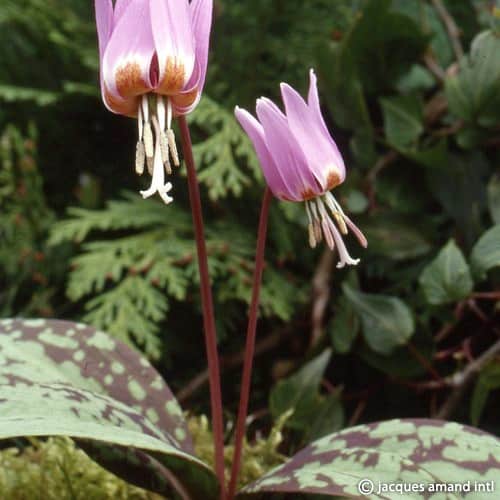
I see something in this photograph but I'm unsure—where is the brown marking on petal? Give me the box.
[104,86,139,118]
[115,61,149,99]
[170,87,199,109]
[326,170,342,190]
[301,188,319,201]
[157,57,186,95]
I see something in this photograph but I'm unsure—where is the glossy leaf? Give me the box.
[470,363,500,426]
[0,319,217,498]
[240,419,500,498]
[329,298,360,354]
[342,284,414,355]
[419,240,473,305]
[488,175,500,224]
[0,383,216,499]
[470,224,500,279]
[446,30,500,129]
[269,350,331,431]
[380,94,423,150]
[0,318,192,451]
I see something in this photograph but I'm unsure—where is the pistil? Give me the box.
[304,192,367,267]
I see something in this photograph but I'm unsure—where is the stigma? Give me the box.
[305,192,367,268]
[135,95,180,204]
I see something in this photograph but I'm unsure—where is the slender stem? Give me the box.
[227,188,273,500]
[178,115,226,500]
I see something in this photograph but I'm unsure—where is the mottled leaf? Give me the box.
[471,225,500,279]
[0,319,192,451]
[270,350,331,431]
[419,240,473,305]
[240,419,500,498]
[342,284,414,355]
[380,94,423,150]
[0,383,216,499]
[0,319,215,497]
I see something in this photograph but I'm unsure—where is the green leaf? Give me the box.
[380,94,424,150]
[0,319,216,498]
[471,363,500,426]
[303,394,344,443]
[471,224,500,279]
[419,240,473,305]
[269,350,331,430]
[487,175,500,224]
[0,384,216,499]
[445,30,500,129]
[342,284,415,355]
[240,419,500,498]
[329,298,360,354]
[362,216,432,260]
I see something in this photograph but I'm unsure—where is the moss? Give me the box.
[0,437,163,500]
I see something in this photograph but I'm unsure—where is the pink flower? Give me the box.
[95,0,213,203]
[235,70,367,267]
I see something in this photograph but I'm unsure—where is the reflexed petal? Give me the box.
[235,107,297,201]
[307,69,333,141]
[281,80,345,190]
[113,0,134,23]
[256,98,321,201]
[102,0,155,107]
[151,0,196,95]
[188,0,212,94]
[95,0,113,60]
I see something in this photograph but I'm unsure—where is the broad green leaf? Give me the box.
[419,240,473,305]
[470,225,500,279]
[329,298,360,354]
[0,318,192,452]
[303,394,344,444]
[446,31,500,130]
[0,383,216,499]
[470,363,500,426]
[269,350,331,430]
[342,284,414,355]
[380,94,424,150]
[488,175,500,224]
[240,419,500,498]
[363,216,431,260]
[0,319,216,498]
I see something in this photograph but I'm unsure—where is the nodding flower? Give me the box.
[235,70,367,268]
[95,0,213,204]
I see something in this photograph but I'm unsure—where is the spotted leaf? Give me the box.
[239,419,500,499]
[0,318,191,451]
[0,319,216,498]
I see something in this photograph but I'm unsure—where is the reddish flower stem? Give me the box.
[228,188,273,500]
[178,116,226,500]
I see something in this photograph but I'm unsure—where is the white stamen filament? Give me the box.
[303,194,366,267]
[139,122,173,205]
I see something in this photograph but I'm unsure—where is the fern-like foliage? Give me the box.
[49,192,306,360]
[189,96,262,200]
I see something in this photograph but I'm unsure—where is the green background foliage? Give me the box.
[1,0,500,496]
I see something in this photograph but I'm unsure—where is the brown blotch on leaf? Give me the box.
[158,57,185,94]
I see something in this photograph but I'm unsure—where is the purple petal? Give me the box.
[256,98,322,201]
[113,0,133,23]
[307,69,333,141]
[188,0,212,94]
[95,0,113,60]
[235,107,298,201]
[151,0,196,95]
[102,0,155,106]
[281,78,345,191]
